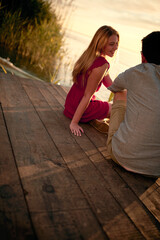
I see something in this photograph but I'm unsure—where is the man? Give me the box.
[107,31,160,178]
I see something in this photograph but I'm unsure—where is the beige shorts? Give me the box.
[106,100,126,164]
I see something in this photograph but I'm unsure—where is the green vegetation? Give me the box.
[0,0,64,82]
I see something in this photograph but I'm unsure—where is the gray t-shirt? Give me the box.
[108,63,160,177]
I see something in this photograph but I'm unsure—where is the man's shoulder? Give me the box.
[126,63,160,73]
[117,64,142,80]
[123,63,157,77]
[125,63,142,73]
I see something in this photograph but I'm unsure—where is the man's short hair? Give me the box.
[142,31,160,65]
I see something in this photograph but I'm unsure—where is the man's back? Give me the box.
[110,63,160,177]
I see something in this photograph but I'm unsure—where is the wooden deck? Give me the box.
[0,72,160,240]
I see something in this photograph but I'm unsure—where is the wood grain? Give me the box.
[0,73,159,239]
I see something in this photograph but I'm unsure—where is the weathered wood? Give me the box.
[26,78,148,239]
[0,104,36,240]
[50,81,160,239]
[0,72,160,240]
[0,74,107,240]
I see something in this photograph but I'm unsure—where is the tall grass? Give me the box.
[0,0,70,82]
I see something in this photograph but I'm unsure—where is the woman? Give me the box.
[63,25,119,136]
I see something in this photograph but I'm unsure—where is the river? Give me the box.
[53,0,160,99]
[1,0,160,100]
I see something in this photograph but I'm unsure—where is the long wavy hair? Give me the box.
[72,25,119,84]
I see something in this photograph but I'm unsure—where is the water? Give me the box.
[1,0,160,100]
[55,0,160,99]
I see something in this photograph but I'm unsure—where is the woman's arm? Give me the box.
[103,73,113,88]
[70,63,108,136]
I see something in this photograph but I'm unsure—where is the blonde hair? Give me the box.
[72,25,119,84]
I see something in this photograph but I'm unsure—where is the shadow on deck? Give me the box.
[0,73,160,240]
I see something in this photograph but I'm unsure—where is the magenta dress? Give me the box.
[63,56,110,122]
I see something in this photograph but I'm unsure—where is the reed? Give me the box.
[0,0,69,82]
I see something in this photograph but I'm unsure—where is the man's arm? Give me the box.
[108,72,126,92]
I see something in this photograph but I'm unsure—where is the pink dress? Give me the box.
[63,56,110,122]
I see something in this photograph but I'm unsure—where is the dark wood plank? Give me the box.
[27,78,147,240]
[80,123,160,236]
[49,82,160,239]
[0,104,36,240]
[1,73,160,239]
[139,180,160,222]
[0,74,108,240]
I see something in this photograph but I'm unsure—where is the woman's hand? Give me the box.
[70,122,84,136]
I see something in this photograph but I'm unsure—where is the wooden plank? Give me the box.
[49,83,160,239]
[26,78,147,240]
[78,122,160,236]
[139,181,160,222]
[1,73,159,239]
[109,161,160,224]
[31,209,108,240]
[0,104,36,240]
[0,74,108,240]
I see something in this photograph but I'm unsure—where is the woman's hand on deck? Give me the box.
[70,122,84,136]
